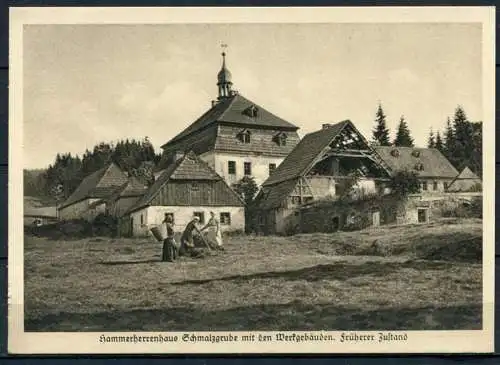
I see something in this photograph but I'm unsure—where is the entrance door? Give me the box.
[372,211,380,227]
[331,216,340,232]
[417,209,428,223]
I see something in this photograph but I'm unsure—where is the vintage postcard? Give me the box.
[9,6,495,354]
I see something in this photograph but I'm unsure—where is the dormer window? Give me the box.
[243,105,259,118]
[414,162,424,171]
[274,132,288,146]
[238,129,251,144]
[390,149,400,157]
[412,150,421,158]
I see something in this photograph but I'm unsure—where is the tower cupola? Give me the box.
[217,49,233,100]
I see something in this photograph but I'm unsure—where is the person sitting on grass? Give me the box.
[162,214,178,262]
[179,216,201,256]
[200,211,225,251]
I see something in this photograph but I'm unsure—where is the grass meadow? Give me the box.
[24,218,483,332]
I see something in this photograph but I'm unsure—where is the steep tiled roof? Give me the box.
[108,176,148,203]
[263,121,350,186]
[374,147,459,179]
[161,93,299,150]
[255,179,299,210]
[127,151,242,213]
[59,163,129,209]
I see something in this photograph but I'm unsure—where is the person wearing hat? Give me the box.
[179,216,201,256]
[161,213,178,262]
[201,211,224,251]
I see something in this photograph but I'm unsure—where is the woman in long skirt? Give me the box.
[201,211,224,250]
[162,214,177,262]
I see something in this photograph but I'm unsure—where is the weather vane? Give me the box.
[221,43,228,54]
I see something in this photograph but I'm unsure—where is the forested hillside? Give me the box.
[24,137,162,204]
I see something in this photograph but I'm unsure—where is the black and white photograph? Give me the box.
[9,6,495,354]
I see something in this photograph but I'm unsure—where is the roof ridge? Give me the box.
[161,97,232,148]
[217,94,239,121]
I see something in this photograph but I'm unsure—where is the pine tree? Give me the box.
[427,129,436,148]
[435,131,444,152]
[372,103,391,146]
[393,115,414,147]
[450,106,474,170]
[444,117,455,158]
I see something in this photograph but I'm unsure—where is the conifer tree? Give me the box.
[427,129,436,148]
[435,131,444,152]
[443,117,455,158]
[393,115,414,147]
[372,103,391,146]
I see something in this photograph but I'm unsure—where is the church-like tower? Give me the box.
[217,51,233,100]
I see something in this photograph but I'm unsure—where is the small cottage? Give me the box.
[58,162,129,221]
[24,206,58,226]
[123,151,245,237]
[447,166,482,192]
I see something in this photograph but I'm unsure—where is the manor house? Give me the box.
[159,51,301,186]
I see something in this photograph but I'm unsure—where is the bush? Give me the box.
[92,213,118,237]
[439,198,482,219]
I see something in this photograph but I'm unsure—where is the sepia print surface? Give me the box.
[9,6,495,354]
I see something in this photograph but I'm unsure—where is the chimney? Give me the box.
[322,123,333,130]
[174,151,185,161]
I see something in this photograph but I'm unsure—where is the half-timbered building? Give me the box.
[254,120,393,235]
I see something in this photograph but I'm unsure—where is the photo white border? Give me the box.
[8,6,496,354]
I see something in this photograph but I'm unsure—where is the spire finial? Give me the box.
[221,43,228,61]
[217,43,232,100]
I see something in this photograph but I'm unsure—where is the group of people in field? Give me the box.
[161,211,224,262]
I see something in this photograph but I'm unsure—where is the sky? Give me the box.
[23,23,482,169]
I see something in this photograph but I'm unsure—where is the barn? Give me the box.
[254,120,393,235]
[106,176,149,218]
[58,162,129,221]
[122,151,245,237]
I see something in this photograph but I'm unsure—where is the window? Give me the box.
[412,150,421,158]
[191,182,200,191]
[444,182,449,191]
[274,133,288,146]
[269,163,276,175]
[433,181,438,190]
[291,196,301,205]
[244,162,252,176]
[390,149,400,157]
[193,211,205,224]
[228,161,236,175]
[140,214,144,225]
[220,212,231,225]
[422,181,428,191]
[239,130,251,143]
[242,132,251,143]
[244,105,259,118]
